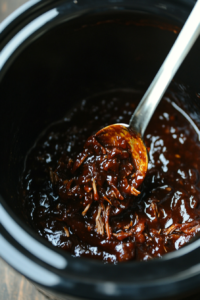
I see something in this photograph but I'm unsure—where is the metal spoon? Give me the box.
[95,0,200,190]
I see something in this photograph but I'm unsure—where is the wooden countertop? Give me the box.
[0,258,47,300]
[0,0,28,22]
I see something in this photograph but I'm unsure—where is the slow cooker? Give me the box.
[1,0,200,299]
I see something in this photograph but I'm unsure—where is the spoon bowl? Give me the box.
[95,123,148,190]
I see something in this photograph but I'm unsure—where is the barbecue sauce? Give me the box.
[19,87,200,263]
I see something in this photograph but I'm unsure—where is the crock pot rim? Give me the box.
[0,0,193,35]
[0,0,195,78]
[1,0,199,280]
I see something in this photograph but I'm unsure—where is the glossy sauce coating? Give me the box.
[19,88,200,263]
[52,124,148,240]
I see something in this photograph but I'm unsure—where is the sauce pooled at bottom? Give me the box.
[19,87,200,263]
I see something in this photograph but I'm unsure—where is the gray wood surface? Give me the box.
[0,0,28,22]
[0,258,47,300]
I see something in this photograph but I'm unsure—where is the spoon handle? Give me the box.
[129,0,200,137]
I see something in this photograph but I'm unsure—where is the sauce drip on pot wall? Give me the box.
[19,86,200,263]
